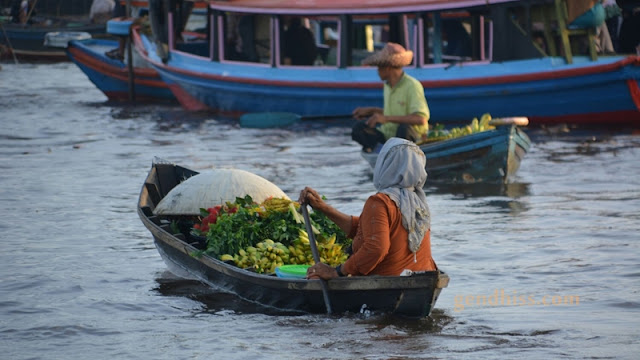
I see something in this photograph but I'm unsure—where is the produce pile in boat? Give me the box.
[190,195,351,274]
[425,113,495,142]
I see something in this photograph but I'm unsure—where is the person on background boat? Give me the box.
[301,138,437,280]
[281,16,318,66]
[567,0,615,53]
[616,0,640,54]
[89,0,115,24]
[104,1,127,61]
[604,0,623,51]
[9,0,22,23]
[11,0,36,24]
[351,43,430,153]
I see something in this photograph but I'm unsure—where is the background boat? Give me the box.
[0,17,106,61]
[64,36,175,101]
[138,161,449,317]
[134,0,640,127]
[362,120,532,183]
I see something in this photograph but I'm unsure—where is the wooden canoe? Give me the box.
[137,161,449,317]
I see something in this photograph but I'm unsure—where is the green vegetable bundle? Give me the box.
[193,195,350,259]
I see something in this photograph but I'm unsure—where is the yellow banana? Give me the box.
[220,254,234,261]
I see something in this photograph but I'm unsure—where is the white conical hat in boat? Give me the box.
[153,168,289,215]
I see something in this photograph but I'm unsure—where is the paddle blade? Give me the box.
[239,112,301,128]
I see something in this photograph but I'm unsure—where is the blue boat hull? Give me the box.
[66,38,175,102]
[136,31,640,126]
[362,125,531,183]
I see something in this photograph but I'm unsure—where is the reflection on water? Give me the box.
[153,272,304,316]
[354,308,454,335]
[425,182,531,198]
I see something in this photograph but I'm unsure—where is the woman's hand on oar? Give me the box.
[306,262,339,280]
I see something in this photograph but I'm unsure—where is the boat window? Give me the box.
[421,11,490,65]
[279,15,322,66]
[308,16,340,67]
[222,12,271,64]
[174,8,210,57]
[348,14,411,67]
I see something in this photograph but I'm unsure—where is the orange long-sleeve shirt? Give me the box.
[341,193,437,276]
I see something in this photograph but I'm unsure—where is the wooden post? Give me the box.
[126,0,136,101]
[555,0,573,64]
[339,14,351,68]
[432,12,442,64]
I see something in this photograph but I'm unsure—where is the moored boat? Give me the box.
[0,17,106,62]
[64,36,176,102]
[134,0,640,126]
[361,118,532,183]
[138,161,449,317]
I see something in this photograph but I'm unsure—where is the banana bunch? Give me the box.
[445,113,495,140]
[221,239,291,274]
[288,229,348,267]
[219,230,348,273]
[262,197,298,214]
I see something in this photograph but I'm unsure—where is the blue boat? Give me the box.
[0,17,106,62]
[362,119,532,183]
[134,0,640,126]
[64,37,176,102]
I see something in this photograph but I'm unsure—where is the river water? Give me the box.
[1,63,639,359]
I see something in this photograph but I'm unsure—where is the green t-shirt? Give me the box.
[379,73,430,140]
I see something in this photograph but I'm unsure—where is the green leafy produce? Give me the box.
[195,195,350,260]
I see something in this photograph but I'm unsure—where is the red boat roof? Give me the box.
[188,0,522,14]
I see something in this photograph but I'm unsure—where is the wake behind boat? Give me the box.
[137,161,449,317]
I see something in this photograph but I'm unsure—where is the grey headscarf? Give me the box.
[373,138,430,254]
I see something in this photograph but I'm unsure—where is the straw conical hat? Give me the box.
[362,42,413,67]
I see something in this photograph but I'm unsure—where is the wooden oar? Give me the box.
[300,203,333,314]
[239,112,352,128]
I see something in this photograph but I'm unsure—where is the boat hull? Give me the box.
[138,162,448,317]
[362,125,531,183]
[66,38,175,102]
[135,30,640,126]
[0,21,106,62]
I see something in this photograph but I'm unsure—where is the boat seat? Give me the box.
[534,0,598,64]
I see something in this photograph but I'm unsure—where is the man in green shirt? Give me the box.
[351,43,430,152]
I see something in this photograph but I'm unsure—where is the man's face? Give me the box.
[377,66,391,81]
